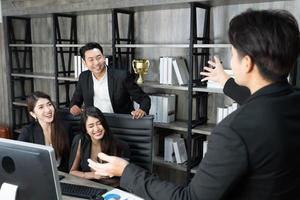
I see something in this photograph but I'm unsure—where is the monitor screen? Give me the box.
[0,138,62,200]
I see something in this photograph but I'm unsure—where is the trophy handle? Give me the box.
[132,60,138,73]
[145,60,150,73]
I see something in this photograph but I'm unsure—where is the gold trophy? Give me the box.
[132,59,150,84]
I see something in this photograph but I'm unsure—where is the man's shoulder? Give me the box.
[78,70,91,79]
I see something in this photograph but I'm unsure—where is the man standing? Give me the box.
[88,9,300,199]
[70,42,150,119]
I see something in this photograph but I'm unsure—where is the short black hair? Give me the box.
[229,9,300,82]
[79,42,103,60]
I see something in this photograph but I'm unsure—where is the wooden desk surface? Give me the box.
[59,171,113,200]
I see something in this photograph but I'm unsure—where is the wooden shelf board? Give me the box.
[142,81,223,93]
[9,44,54,47]
[12,101,27,107]
[154,156,198,173]
[154,121,214,135]
[11,72,55,80]
[57,76,79,81]
[56,43,112,48]
[115,43,230,48]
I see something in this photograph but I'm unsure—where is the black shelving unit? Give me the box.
[186,2,210,183]
[112,9,135,72]
[53,13,78,108]
[6,14,78,136]
[6,17,33,133]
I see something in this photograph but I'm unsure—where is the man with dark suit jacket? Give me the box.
[88,9,300,199]
[70,42,150,119]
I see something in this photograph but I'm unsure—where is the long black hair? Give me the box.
[80,106,118,155]
[27,91,69,158]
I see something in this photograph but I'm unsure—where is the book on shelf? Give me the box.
[173,137,187,164]
[159,57,178,85]
[172,57,189,85]
[216,102,238,124]
[203,140,208,158]
[159,57,164,84]
[164,134,181,162]
[74,55,87,78]
[149,94,176,123]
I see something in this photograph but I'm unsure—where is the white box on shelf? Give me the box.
[232,102,238,111]
[74,55,85,78]
[173,137,187,164]
[207,80,223,89]
[216,107,223,124]
[172,57,189,85]
[149,95,158,122]
[164,134,180,162]
[203,140,208,158]
[161,94,176,123]
[163,57,168,84]
[156,95,163,122]
[159,57,164,84]
[167,57,177,85]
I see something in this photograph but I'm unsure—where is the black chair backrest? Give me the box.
[56,109,154,172]
[104,113,154,172]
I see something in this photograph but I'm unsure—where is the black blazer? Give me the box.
[120,81,300,200]
[223,77,251,105]
[69,133,131,172]
[70,67,151,114]
[18,122,71,173]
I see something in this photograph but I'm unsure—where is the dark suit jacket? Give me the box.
[223,77,251,105]
[18,122,71,173]
[70,67,151,114]
[69,133,131,186]
[120,81,300,200]
[69,133,131,171]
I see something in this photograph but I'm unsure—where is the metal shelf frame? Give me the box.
[112,9,135,72]
[53,13,78,108]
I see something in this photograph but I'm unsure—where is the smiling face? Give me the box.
[83,48,106,79]
[30,98,55,124]
[85,116,106,141]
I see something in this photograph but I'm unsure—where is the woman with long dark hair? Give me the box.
[69,106,130,186]
[18,91,71,172]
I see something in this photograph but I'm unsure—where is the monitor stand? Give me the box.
[0,182,18,200]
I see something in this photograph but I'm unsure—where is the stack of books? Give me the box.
[164,134,187,164]
[159,57,189,85]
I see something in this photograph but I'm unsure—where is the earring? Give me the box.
[35,117,38,122]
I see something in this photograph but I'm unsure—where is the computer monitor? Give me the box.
[0,138,62,200]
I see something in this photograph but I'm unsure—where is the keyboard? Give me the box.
[60,182,107,199]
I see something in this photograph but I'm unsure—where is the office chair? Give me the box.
[57,108,154,172]
[103,113,154,172]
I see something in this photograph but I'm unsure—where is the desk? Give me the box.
[59,171,113,200]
